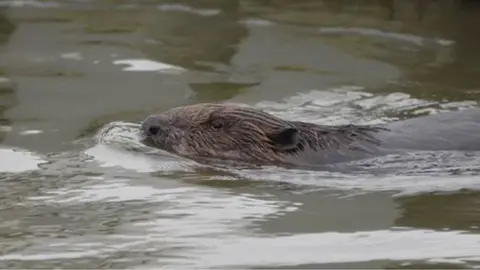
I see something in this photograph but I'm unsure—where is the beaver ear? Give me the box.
[267,127,299,150]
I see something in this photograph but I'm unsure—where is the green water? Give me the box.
[1,0,480,269]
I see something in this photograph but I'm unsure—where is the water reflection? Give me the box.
[241,0,480,101]
[0,76,16,144]
[142,0,245,70]
[188,81,258,103]
[0,9,17,144]
[141,0,252,104]
[395,191,480,232]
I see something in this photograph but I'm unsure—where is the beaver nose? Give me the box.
[141,115,169,136]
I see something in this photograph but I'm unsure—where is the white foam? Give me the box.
[84,121,193,173]
[84,144,189,173]
[0,148,45,173]
[113,59,186,74]
[157,4,221,16]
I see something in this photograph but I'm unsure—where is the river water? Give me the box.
[1,0,480,269]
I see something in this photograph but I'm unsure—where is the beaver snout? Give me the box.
[141,115,169,136]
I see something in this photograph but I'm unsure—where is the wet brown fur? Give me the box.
[140,103,388,167]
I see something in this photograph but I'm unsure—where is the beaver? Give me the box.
[140,103,480,168]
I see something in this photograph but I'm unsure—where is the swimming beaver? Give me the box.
[140,103,480,168]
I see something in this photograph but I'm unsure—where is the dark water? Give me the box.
[1,0,480,269]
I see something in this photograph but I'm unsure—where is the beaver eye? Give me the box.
[211,120,223,129]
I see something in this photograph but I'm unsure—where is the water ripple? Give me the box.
[319,27,455,47]
[83,86,480,198]
[18,179,296,267]
[0,147,46,173]
[183,228,480,268]
[2,86,478,268]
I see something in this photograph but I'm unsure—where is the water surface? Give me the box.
[1,0,480,269]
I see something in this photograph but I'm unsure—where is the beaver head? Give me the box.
[140,103,302,165]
